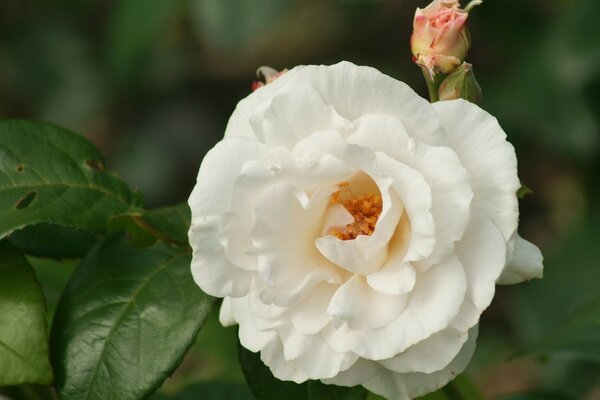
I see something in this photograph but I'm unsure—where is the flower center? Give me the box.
[329,183,383,241]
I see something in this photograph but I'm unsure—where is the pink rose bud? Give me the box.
[251,66,288,91]
[410,0,481,79]
[438,62,482,104]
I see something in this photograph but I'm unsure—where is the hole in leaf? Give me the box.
[16,192,38,210]
[16,164,24,172]
[85,159,105,171]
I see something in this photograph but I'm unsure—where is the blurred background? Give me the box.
[1,0,599,398]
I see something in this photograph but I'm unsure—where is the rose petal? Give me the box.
[366,214,415,296]
[321,359,380,387]
[327,275,409,330]
[260,338,309,383]
[450,214,507,331]
[219,297,236,327]
[363,326,479,400]
[231,296,277,353]
[289,282,336,335]
[189,216,254,298]
[350,121,473,269]
[305,62,445,145]
[261,85,349,149]
[498,234,543,285]
[188,136,265,218]
[376,152,436,262]
[323,254,467,360]
[252,183,343,306]
[433,99,520,243]
[378,328,468,374]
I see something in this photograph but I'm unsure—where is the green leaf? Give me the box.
[417,391,450,400]
[366,394,387,400]
[8,224,97,258]
[0,384,58,400]
[528,295,600,363]
[238,343,368,400]
[517,182,534,199]
[0,241,53,386]
[50,234,215,400]
[415,374,483,400]
[151,382,254,400]
[442,374,484,400]
[0,120,143,240]
[108,203,191,247]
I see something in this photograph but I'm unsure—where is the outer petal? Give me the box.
[189,216,254,298]
[188,137,264,218]
[433,99,520,243]
[226,61,446,147]
[230,296,277,353]
[260,338,309,383]
[363,326,479,400]
[378,328,468,374]
[321,359,381,387]
[281,328,358,379]
[450,214,507,331]
[224,67,303,140]
[260,85,349,148]
[305,62,446,145]
[498,234,544,284]
[219,297,236,327]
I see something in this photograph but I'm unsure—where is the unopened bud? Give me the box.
[437,62,482,104]
[410,0,481,79]
[252,66,288,91]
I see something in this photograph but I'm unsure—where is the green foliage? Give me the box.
[8,224,97,259]
[528,295,600,363]
[238,344,368,400]
[517,183,533,199]
[417,391,450,400]
[151,382,254,400]
[0,241,53,386]
[483,0,600,158]
[108,203,191,247]
[512,214,600,344]
[188,0,292,51]
[50,234,214,400]
[0,120,143,240]
[416,375,484,400]
[1,0,599,398]
[107,0,179,81]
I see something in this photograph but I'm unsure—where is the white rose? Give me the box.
[188,62,543,399]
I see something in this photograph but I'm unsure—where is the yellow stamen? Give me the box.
[330,186,382,241]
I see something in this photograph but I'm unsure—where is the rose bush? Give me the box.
[188,62,543,399]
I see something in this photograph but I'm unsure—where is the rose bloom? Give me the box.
[188,62,543,399]
[411,0,472,78]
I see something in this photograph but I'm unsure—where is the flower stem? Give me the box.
[422,69,446,103]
